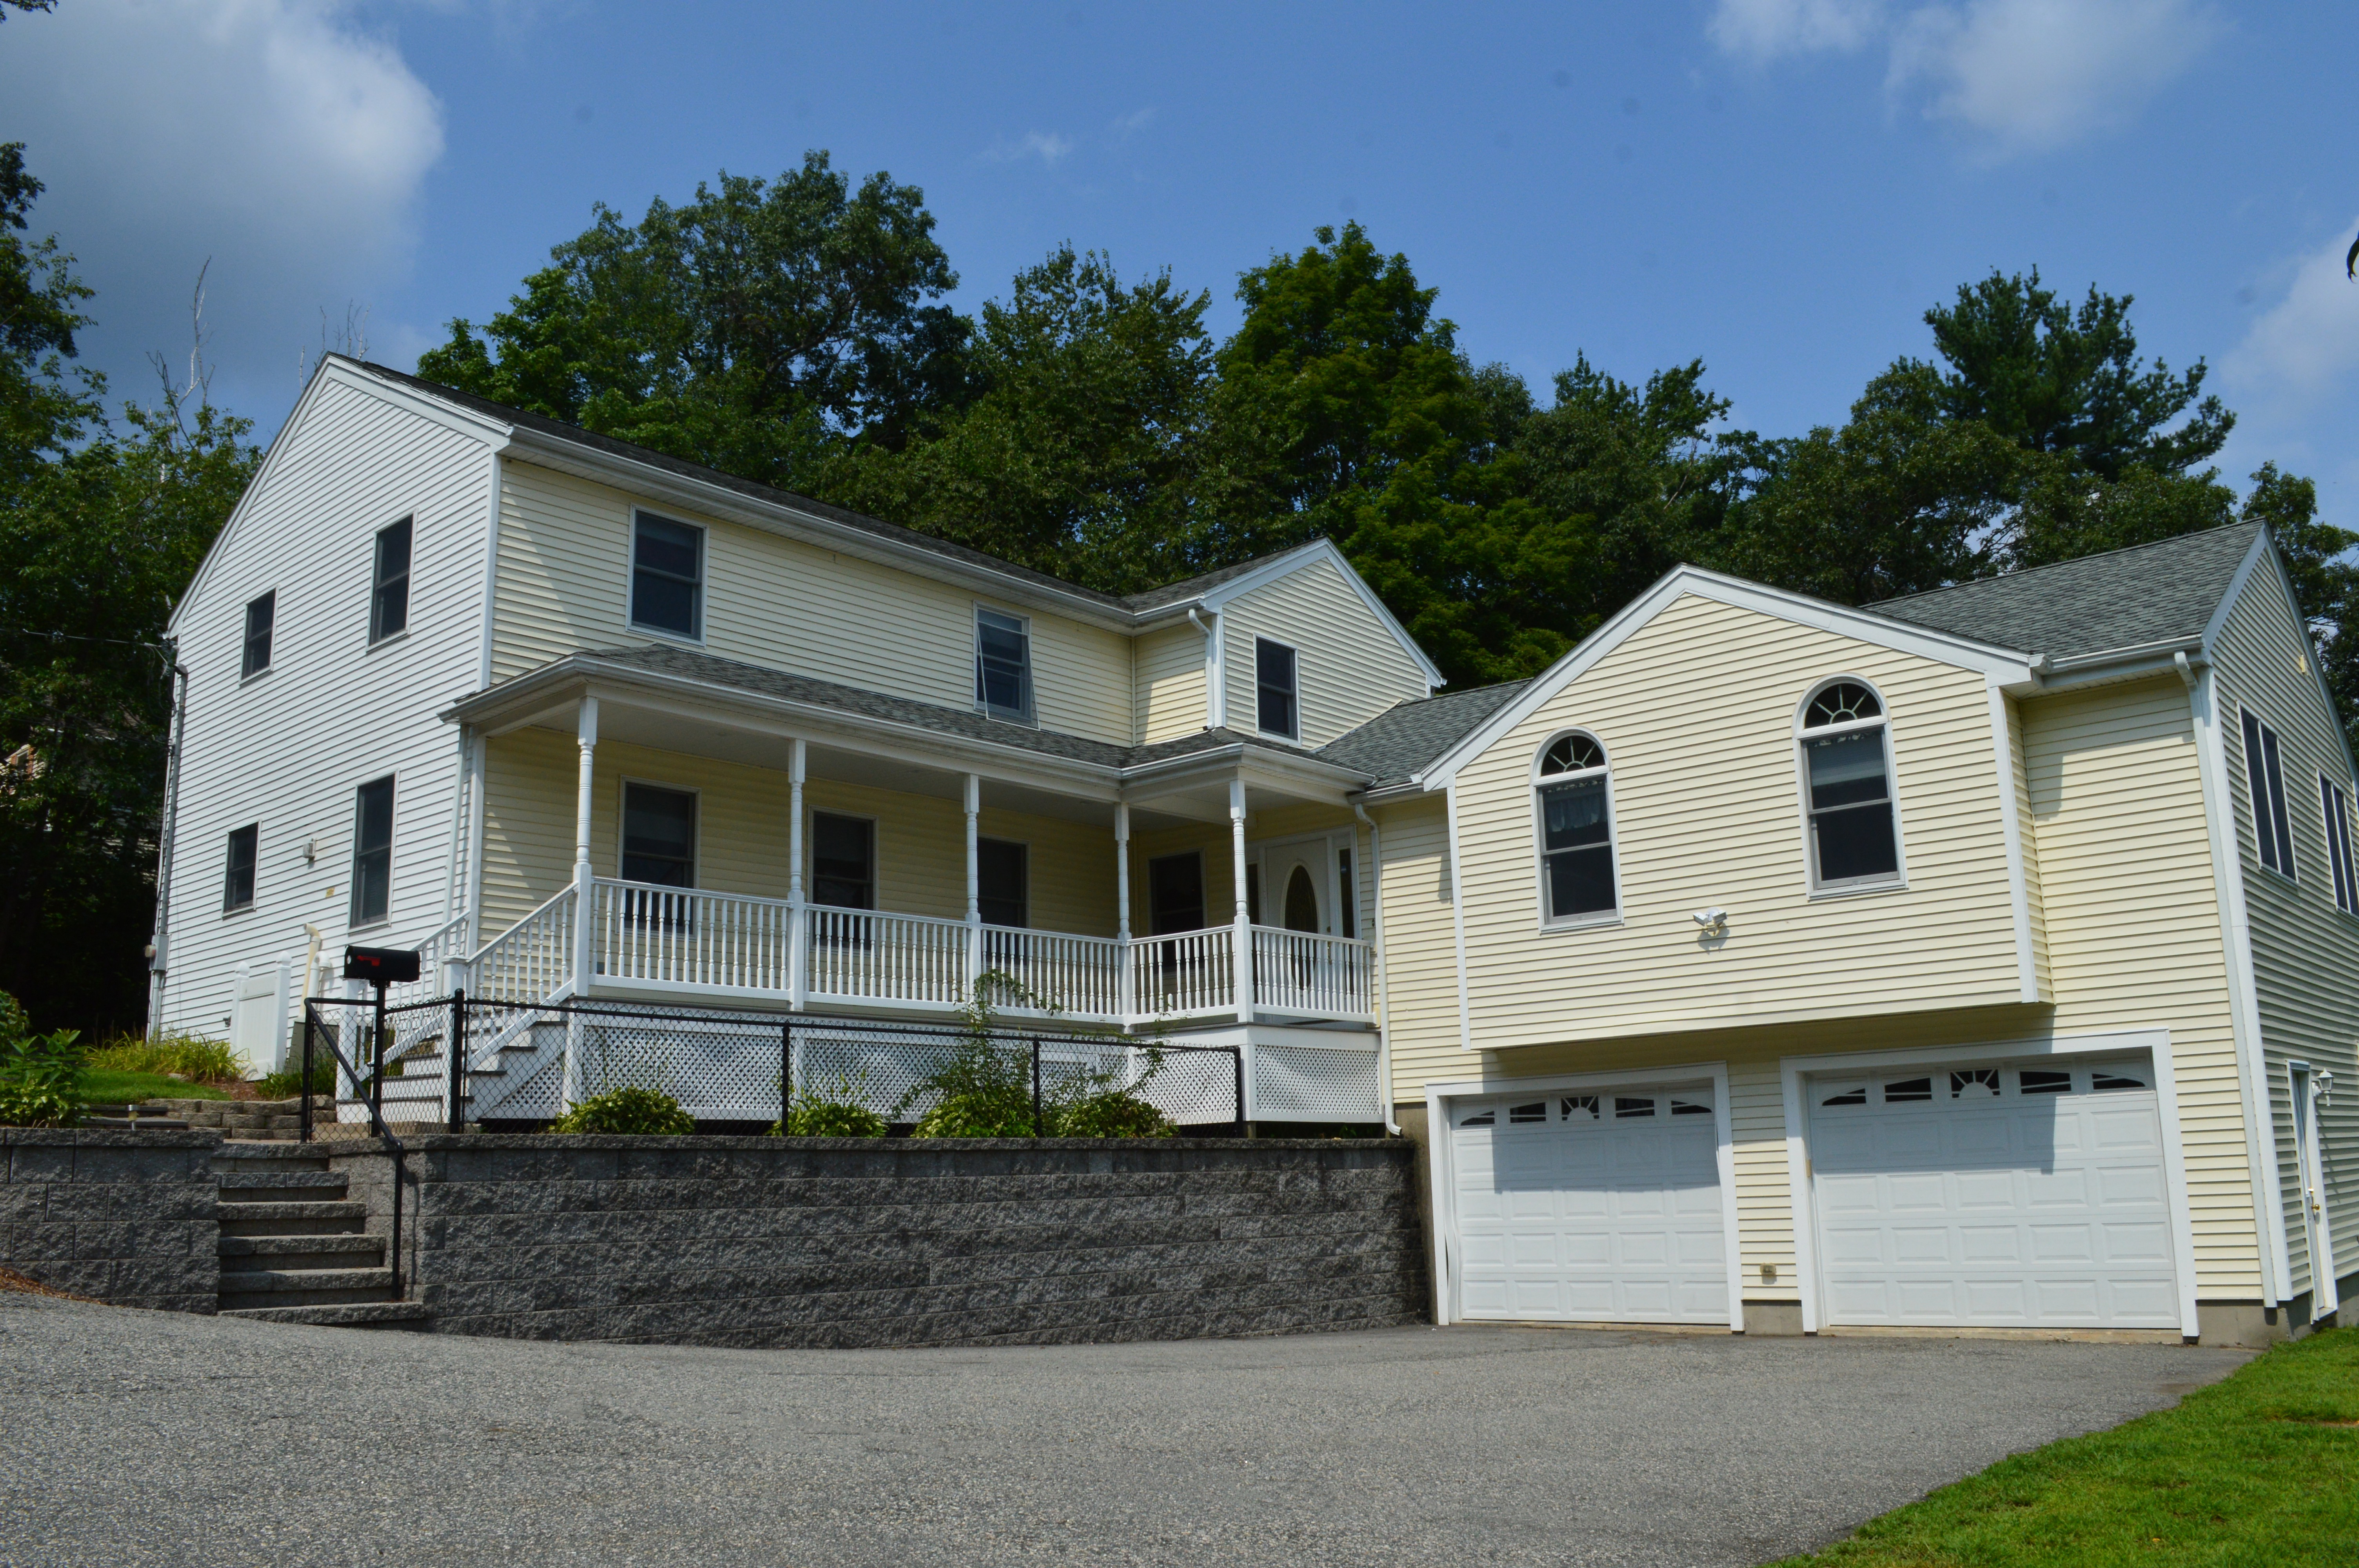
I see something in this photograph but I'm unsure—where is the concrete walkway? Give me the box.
[0,1294,2248,1566]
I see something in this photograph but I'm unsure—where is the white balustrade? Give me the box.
[979,926,1124,1018]
[467,885,577,1005]
[1129,926,1236,1020]
[592,880,796,996]
[803,905,972,1007]
[1250,926,1374,1019]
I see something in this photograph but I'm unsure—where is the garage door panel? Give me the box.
[1811,1059,2179,1331]
[1453,1087,1728,1326]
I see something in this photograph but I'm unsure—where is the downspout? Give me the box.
[1353,800,1399,1136]
[145,659,190,1040]
[1186,607,1223,729]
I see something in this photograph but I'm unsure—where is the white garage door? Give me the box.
[1809,1057,2180,1329]
[1451,1087,1728,1324]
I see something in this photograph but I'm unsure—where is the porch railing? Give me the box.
[458,877,1375,1027]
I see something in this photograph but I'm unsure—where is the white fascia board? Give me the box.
[1418,566,2037,789]
[331,356,516,443]
[2232,530,2359,786]
[495,427,1142,635]
[1197,539,1447,690]
[169,359,508,635]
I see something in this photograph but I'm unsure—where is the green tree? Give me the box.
[829,245,1216,592]
[0,147,260,1032]
[417,152,967,493]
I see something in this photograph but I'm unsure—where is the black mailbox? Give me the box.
[343,945,421,985]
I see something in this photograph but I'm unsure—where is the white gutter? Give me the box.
[1187,606,1225,728]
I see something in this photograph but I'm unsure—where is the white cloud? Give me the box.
[0,0,443,408]
[1708,0,1886,60]
[1707,0,2220,155]
[984,131,1075,167]
[2228,221,2359,399]
[1888,0,2220,154]
[1109,108,1156,141]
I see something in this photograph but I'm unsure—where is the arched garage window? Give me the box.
[1797,679,1902,890]
[1535,731,1617,924]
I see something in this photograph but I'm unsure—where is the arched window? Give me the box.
[1535,731,1617,923]
[1797,679,1901,888]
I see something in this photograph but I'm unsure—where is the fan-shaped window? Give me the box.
[1563,1094,1599,1120]
[1797,679,1901,889]
[1535,731,1617,924]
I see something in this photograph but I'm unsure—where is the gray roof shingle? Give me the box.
[342,356,1297,619]
[1315,681,1532,788]
[1862,523,2263,659]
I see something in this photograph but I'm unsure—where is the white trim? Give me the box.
[627,508,709,645]
[2201,526,2274,651]
[1792,674,1909,898]
[1987,683,2041,1002]
[1423,1061,1740,1330]
[474,448,503,690]
[972,602,1038,727]
[1529,729,1623,930]
[2289,1063,2339,1317]
[1249,633,1302,742]
[2239,704,2300,884]
[614,775,702,888]
[2319,771,2359,918]
[364,512,418,648]
[1778,1028,2201,1340]
[2254,534,2359,786]
[1445,783,1472,1052]
[1196,539,1445,690]
[1420,570,2038,790]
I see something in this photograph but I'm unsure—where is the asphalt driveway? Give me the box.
[0,1294,2248,1568]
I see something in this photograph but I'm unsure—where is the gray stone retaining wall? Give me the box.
[0,1130,219,1311]
[378,1134,1424,1348]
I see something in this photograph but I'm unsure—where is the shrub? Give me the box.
[896,973,1176,1138]
[546,1085,695,1135]
[255,1055,337,1101]
[1054,1090,1175,1139]
[772,1073,889,1137]
[0,991,85,1127]
[85,1031,244,1083]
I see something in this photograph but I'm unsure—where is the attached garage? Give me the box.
[1805,1055,2183,1330]
[1448,1083,1732,1325]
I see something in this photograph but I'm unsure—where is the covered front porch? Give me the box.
[445,649,1381,1034]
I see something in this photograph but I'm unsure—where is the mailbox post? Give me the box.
[342,946,420,1132]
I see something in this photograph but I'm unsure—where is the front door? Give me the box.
[2294,1067,2339,1320]
[1256,839,1330,934]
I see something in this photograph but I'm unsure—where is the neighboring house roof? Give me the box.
[1316,681,1533,789]
[336,356,1307,622]
[471,644,1347,776]
[1862,522,2264,661]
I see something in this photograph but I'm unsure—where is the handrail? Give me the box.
[468,884,578,1005]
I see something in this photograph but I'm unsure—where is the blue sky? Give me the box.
[5,0,2354,523]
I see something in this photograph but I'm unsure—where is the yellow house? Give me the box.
[1360,524,2354,1346]
[157,356,2350,1345]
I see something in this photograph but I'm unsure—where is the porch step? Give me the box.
[217,1200,367,1238]
[217,1267,396,1307]
[220,1234,385,1273]
[219,1302,430,1328]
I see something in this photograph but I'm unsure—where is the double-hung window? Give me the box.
[631,513,704,639]
[2243,709,2296,880]
[223,824,258,913]
[2321,776,2356,915]
[348,777,394,927]
[621,783,696,888]
[369,519,411,643]
[977,838,1027,928]
[1535,731,1616,922]
[974,608,1034,723]
[241,592,274,678]
[1799,681,1901,889]
[1255,638,1298,739]
[812,813,874,909]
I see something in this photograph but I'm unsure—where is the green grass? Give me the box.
[79,1069,234,1105]
[1774,1327,2359,1567]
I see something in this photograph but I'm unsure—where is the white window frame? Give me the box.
[2241,707,2296,882]
[616,777,700,889]
[222,822,259,916]
[972,604,1036,725]
[1253,635,1300,741]
[808,807,879,911]
[628,508,707,644]
[2321,773,2357,917]
[1793,675,1908,898]
[366,515,413,648]
[240,590,275,681]
[1530,729,1622,931]
[347,774,396,931]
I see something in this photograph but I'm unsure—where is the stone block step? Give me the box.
[216,1171,347,1205]
[216,1266,394,1307]
[221,1234,385,1272]
[81,1115,191,1131]
[215,1200,367,1238]
[219,1302,429,1328]
[211,1143,336,1166]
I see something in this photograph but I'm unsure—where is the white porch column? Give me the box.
[565,695,596,1106]
[1114,801,1133,1023]
[1230,776,1252,1024]
[963,773,983,995]
[787,738,807,1010]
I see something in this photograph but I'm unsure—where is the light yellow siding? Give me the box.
[489,460,1134,744]
[1134,622,1207,743]
[2214,566,2359,1296]
[1448,592,2026,1057]
[479,727,1120,940]
[1219,557,1428,747]
[1371,796,1456,1069]
[2006,695,2053,995]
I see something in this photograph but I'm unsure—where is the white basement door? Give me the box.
[1808,1057,2180,1329]
[1451,1087,1728,1324]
